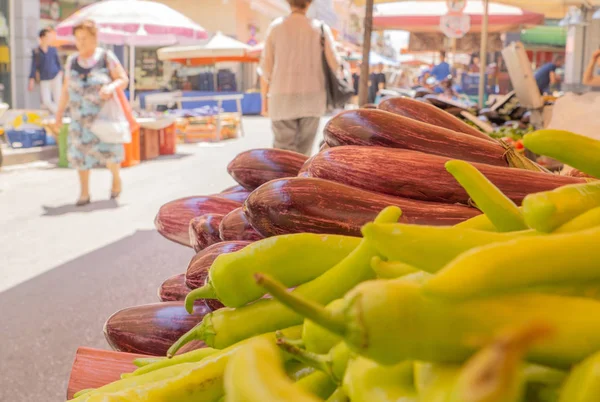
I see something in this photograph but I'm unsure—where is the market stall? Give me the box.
[61,76,600,399]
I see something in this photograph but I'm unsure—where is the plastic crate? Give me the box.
[6,128,46,149]
[121,127,140,168]
[140,128,160,161]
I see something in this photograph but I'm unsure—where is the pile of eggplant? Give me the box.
[103,97,585,357]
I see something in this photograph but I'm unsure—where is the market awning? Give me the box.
[157,32,259,65]
[521,25,567,48]
[373,1,544,33]
[354,0,600,20]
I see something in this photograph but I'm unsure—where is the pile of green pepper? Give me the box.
[71,129,600,401]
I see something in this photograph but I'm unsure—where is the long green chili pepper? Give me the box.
[325,387,349,402]
[342,357,417,402]
[295,371,337,400]
[257,275,600,369]
[453,213,499,231]
[123,347,218,378]
[72,389,94,398]
[370,256,418,279]
[223,337,322,402]
[277,338,351,384]
[186,233,361,311]
[72,326,301,401]
[362,223,535,273]
[167,206,402,355]
[454,323,552,402]
[302,300,343,354]
[445,160,527,232]
[522,181,600,233]
[132,356,166,368]
[558,350,600,401]
[425,227,600,300]
[523,129,600,179]
[553,206,600,233]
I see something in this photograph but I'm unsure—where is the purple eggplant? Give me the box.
[154,196,241,247]
[219,207,264,242]
[103,302,210,356]
[189,213,224,252]
[158,273,192,302]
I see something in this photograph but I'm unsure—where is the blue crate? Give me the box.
[45,132,57,146]
[6,128,47,149]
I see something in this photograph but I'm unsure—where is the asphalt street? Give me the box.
[0,117,325,401]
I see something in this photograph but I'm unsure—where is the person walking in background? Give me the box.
[583,49,600,87]
[259,0,340,156]
[29,27,63,114]
[468,54,481,73]
[534,55,564,94]
[55,20,129,206]
[368,63,386,104]
[431,50,451,81]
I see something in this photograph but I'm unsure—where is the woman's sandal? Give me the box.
[110,190,121,199]
[76,197,91,207]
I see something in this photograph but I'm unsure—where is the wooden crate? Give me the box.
[140,128,160,161]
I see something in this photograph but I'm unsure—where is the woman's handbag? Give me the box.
[90,92,131,144]
[321,24,354,109]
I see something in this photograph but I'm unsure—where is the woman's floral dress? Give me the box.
[66,48,124,170]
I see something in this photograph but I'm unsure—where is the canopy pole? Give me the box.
[129,45,135,102]
[358,0,374,106]
[478,0,489,108]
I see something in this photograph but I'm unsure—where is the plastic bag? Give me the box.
[547,92,600,141]
[90,93,131,144]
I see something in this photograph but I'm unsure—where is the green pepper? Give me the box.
[454,213,499,231]
[523,129,600,179]
[72,326,301,401]
[445,160,528,232]
[295,371,337,400]
[342,357,417,402]
[72,389,94,398]
[223,337,322,402]
[132,356,165,368]
[558,351,600,401]
[370,256,419,279]
[362,223,535,273]
[302,300,343,354]
[522,181,600,233]
[553,206,600,233]
[325,387,349,402]
[257,275,600,369]
[186,234,361,311]
[123,347,218,378]
[277,339,351,385]
[167,207,402,355]
[424,227,600,300]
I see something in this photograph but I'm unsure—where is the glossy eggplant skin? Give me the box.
[103,302,210,356]
[154,196,241,247]
[158,273,192,302]
[244,177,480,237]
[185,241,252,289]
[189,213,225,252]
[215,190,251,204]
[324,109,507,167]
[219,207,264,242]
[379,96,492,141]
[220,184,247,193]
[304,146,585,205]
[227,148,309,191]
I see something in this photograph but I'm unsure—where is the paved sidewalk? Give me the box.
[0,117,325,401]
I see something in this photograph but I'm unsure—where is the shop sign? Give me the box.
[440,13,470,39]
[446,0,467,13]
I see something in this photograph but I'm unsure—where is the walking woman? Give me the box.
[55,20,129,206]
[259,0,341,155]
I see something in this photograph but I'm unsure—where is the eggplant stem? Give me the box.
[255,273,347,336]
[185,285,217,314]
